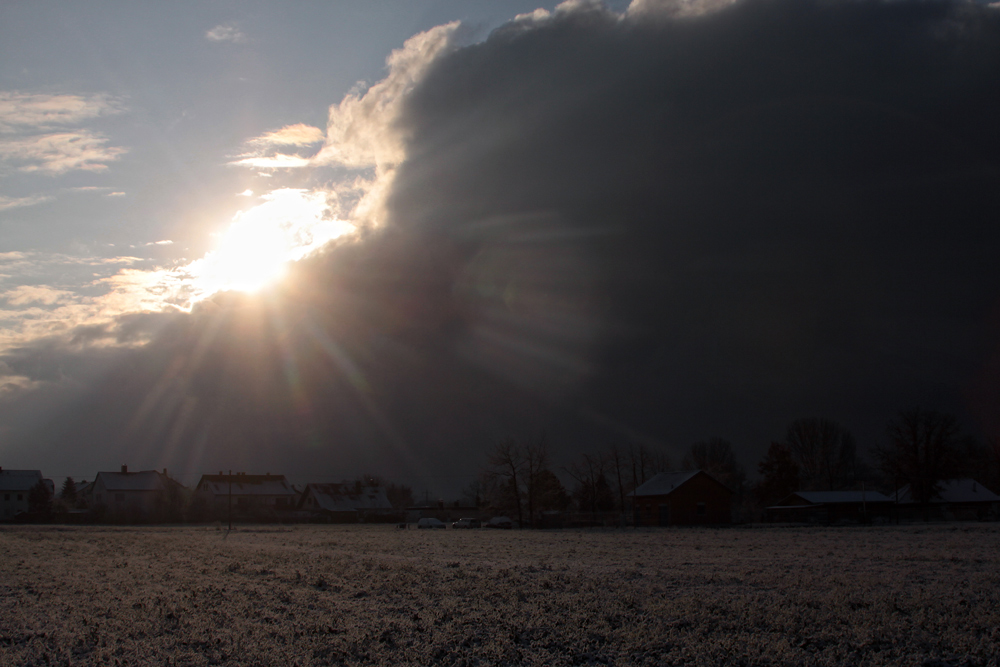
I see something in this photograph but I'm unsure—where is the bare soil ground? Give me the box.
[1,524,998,666]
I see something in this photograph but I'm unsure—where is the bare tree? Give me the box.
[604,443,629,520]
[785,418,858,491]
[626,443,670,493]
[522,434,551,528]
[564,452,613,524]
[877,408,962,505]
[683,437,746,492]
[487,437,526,527]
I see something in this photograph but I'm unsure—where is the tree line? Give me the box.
[470,409,1000,526]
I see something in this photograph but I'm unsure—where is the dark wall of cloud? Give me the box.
[386,0,1000,453]
[3,0,1000,491]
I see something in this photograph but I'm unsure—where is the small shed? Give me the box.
[895,479,999,521]
[766,490,893,524]
[629,470,733,526]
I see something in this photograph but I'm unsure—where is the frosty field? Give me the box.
[1,525,998,666]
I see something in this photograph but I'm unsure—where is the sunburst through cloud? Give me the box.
[183,188,353,298]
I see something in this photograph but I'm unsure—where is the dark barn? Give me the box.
[766,491,894,525]
[630,470,733,526]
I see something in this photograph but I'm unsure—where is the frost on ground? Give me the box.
[1,525,998,666]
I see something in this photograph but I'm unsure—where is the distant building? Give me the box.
[895,479,999,521]
[298,483,394,522]
[195,472,297,519]
[630,470,734,526]
[91,466,185,521]
[0,468,53,521]
[765,490,894,524]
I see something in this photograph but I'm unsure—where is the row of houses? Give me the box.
[629,470,1000,526]
[1,466,396,523]
[6,464,999,525]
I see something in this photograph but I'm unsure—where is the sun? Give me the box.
[197,218,290,294]
[186,189,353,298]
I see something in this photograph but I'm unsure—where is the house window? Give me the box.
[696,502,706,516]
[3,494,8,501]
[17,494,23,501]
[116,493,124,503]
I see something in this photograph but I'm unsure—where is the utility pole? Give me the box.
[228,470,233,531]
[862,481,867,524]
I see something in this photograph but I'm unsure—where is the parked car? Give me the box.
[416,517,447,529]
[451,518,481,529]
[486,516,513,529]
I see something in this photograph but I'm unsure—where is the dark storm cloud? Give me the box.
[385,0,1000,450]
[3,0,1000,490]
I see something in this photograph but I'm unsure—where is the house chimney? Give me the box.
[121,464,127,474]
[163,468,168,477]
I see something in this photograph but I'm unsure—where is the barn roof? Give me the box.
[780,491,893,505]
[0,469,44,492]
[630,470,726,497]
[895,479,1000,504]
[303,483,392,512]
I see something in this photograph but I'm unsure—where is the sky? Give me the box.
[1,0,999,497]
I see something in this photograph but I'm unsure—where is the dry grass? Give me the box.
[1,524,998,666]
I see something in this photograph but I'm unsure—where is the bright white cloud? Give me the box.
[249,123,325,147]
[230,154,312,169]
[0,194,52,212]
[314,22,459,170]
[206,24,246,43]
[0,131,127,174]
[231,22,460,229]
[626,0,736,17]
[0,92,122,133]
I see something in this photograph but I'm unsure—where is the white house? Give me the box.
[91,466,184,519]
[195,472,297,517]
[0,468,53,520]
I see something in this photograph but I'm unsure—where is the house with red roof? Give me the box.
[629,470,733,526]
